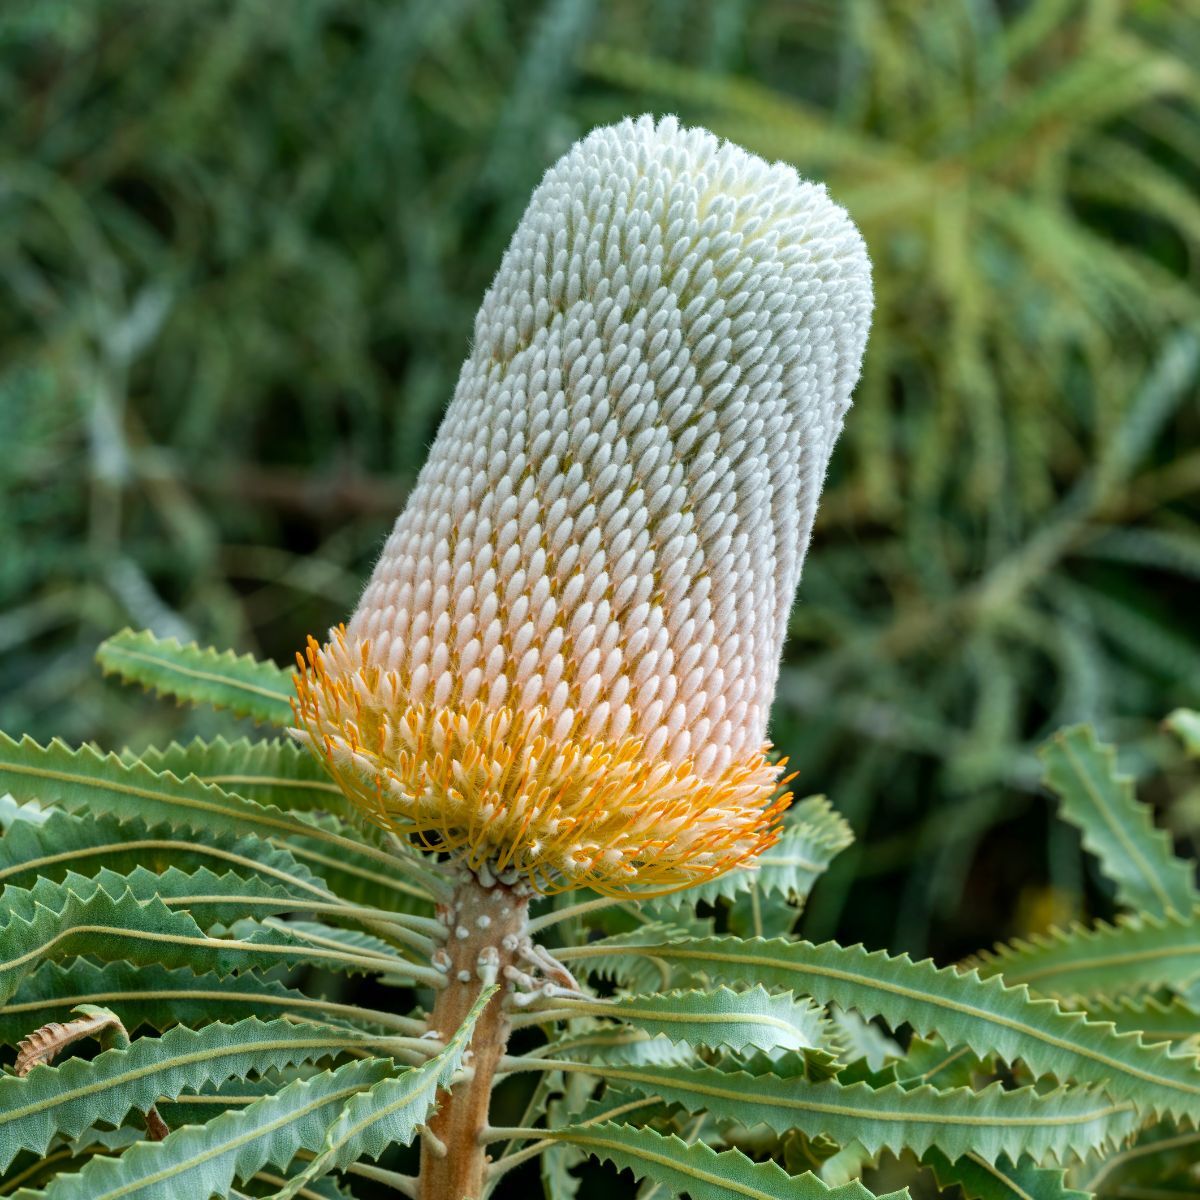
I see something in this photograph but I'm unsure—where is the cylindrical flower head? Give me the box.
[295,114,871,894]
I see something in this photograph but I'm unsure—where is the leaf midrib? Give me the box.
[551,1062,1133,1129]
[102,644,292,705]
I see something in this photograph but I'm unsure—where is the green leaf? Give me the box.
[0,805,327,899]
[1165,708,1200,758]
[37,862,327,924]
[0,878,435,1003]
[273,812,437,916]
[0,865,332,935]
[550,1122,899,1200]
[558,935,1200,1123]
[1040,725,1197,918]
[13,1056,393,1200]
[0,960,405,1047]
[566,1064,1137,1164]
[1082,1119,1200,1197]
[96,627,295,726]
[663,797,854,908]
[274,986,496,1196]
[893,1036,992,1091]
[542,1101,586,1200]
[125,736,349,818]
[535,1028,696,1067]
[923,1147,1093,1200]
[726,1047,841,1084]
[563,924,705,991]
[827,1007,902,1073]
[974,906,1200,1000]
[126,738,439,914]
[151,1075,302,1127]
[554,985,827,1056]
[1080,993,1200,1047]
[0,1017,406,1172]
[252,1171,353,1200]
[0,733,435,910]
[727,886,799,940]
[252,919,430,987]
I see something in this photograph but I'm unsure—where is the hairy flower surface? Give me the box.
[294,115,872,894]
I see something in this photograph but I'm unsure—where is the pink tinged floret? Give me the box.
[292,114,872,894]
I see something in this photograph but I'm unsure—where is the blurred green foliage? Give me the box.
[1,0,1198,960]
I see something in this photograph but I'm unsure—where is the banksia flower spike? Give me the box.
[294,114,872,896]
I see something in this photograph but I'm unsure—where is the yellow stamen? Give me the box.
[292,630,787,896]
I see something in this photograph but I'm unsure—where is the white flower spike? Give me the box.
[294,114,872,895]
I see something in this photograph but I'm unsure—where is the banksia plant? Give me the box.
[293,114,871,897]
[2,116,1199,1200]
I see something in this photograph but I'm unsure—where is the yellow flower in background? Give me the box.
[294,115,872,895]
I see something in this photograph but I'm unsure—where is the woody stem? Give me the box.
[419,873,529,1200]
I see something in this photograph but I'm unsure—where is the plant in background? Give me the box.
[0,115,1198,1200]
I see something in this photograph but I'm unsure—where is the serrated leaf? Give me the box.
[727,886,798,939]
[558,935,1200,1123]
[565,924,705,991]
[974,905,1200,1001]
[265,919,407,958]
[1082,1119,1200,1196]
[893,1036,993,1091]
[274,986,495,1196]
[552,1088,664,1128]
[557,985,827,1055]
[0,878,434,1004]
[522,1092,663,1200]
[827,1006,902,1072]
[97,627,295,726]
[1,864,327,933]
[0,960,404,1048]
[0,804,327,899]
[13,1056,393,1200]
[1080,993,1200,1047]
[561,1063,1137,1165]
[923,1147,1093,1200]
[1165,708,1200,758]
[0,1017,404,1171]
[254,919,430,987]
[755,798,855,900]
[152,1075,303,1127]
[536,1027,697,1067]
[126,736,350,819]
[272,811,437,916]
[550,1121,898,1200]
[252,1171,353,1200]
[0,733,435,910]
[1040,725,1197,918]
[732,1047,845,1087]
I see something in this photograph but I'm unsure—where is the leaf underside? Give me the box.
[560,934,1200,1123]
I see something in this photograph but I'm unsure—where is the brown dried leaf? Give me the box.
[14,1009,126,1076]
